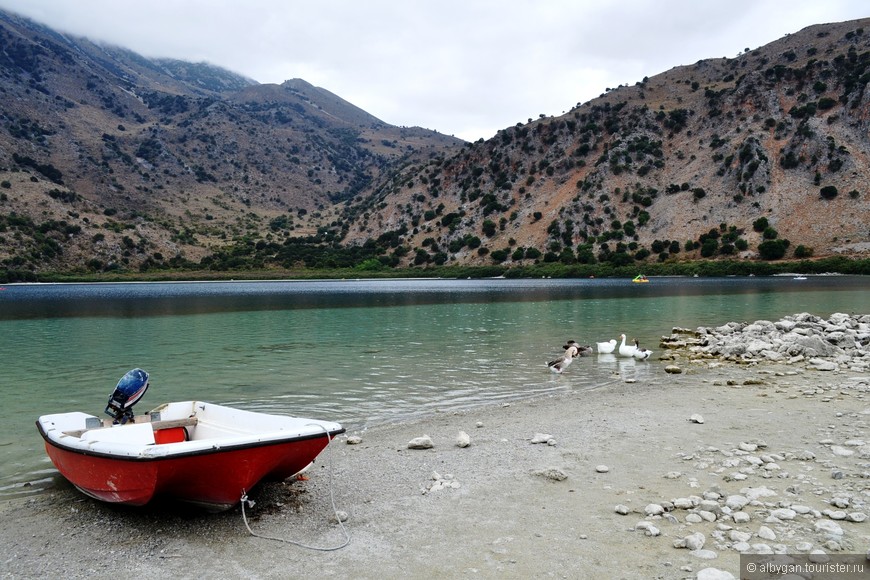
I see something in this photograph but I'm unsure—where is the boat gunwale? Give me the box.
[36,419,345,463]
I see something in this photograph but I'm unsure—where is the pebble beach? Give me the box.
[2,313,868,580]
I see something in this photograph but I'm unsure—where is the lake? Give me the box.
[1,275,867,499]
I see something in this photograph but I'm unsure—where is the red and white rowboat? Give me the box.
[36,401,345,511]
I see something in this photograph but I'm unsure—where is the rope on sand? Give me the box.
[240,426,350,551]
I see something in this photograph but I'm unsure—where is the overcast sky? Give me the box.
[0,1,867,142]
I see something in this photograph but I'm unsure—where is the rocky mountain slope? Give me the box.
[0,9,867,277]
[0,8,461,276]
[340,17,870,268]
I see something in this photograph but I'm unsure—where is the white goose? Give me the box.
[595,339,617,354]
[548,342,580,374]
[633,339,653,360]
[618,334,637,357]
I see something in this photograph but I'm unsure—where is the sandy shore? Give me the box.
[2,357,869,579]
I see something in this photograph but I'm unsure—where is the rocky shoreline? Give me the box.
[652,313,870,578]
[661,312,870,372]
[2,313,868,579]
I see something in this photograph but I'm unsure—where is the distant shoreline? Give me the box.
[3,254,870,284]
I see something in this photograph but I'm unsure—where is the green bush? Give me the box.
[758,239,790,260]
[820,185,838,199]
[700,239,718,257]
[752,217,768,232]
[794,245,813,258]
[490,249,509,263]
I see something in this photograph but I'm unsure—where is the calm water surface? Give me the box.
[0,275,867,498]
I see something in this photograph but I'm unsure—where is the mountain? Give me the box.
[0,8,462,277]
[0,9,868,278]
[339,17,870,268]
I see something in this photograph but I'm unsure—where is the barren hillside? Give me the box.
[341,18,870,268]
[0,9,867,278]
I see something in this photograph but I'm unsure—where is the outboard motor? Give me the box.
[105,368,150,424]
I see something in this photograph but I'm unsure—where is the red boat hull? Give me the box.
[43,435,332,510]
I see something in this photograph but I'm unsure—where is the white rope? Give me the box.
[240,426,350,551]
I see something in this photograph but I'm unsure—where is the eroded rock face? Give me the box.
[660,312,870,372]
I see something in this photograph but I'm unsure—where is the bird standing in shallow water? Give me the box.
[632,339,653,360]
[596,339,617,354]
[618,334,637,357]
[548,342,580,373]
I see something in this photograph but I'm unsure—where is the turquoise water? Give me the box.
[0,276,867,498]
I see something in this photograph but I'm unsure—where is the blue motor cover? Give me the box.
[105,368,150,423]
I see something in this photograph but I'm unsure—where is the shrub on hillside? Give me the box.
[820,185,838,199]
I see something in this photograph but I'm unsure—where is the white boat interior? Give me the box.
[38,401,344,459]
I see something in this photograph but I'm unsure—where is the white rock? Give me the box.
[407,435,434,449]
[595,464,610,473]
[696,567,735,580]
[795,541,814,552]
[729,530,751,543]
[757,526,776,541]
[742,486,777,501]
[676,532,706,551]
[530,433,554,444]
[733,512,751,524]
[345,435,363,445]
[644,503,665,516]
[663,471,682,479]
[823,509,847,520]
[738,442,758,452]
[809,359,838,371]
[534,467,567,481]
[330,510,349,523]
[690,414,705,424]
[725,495,749,510]
[691,549,718,560]
[686,513,703,523]
[455,431,471,448]
[847,512,867,523]
[614,504,629,515]
[699,510,717,522]
[830,445,855,457]
[674,497,696,509]
[770,508,796,520]
[814,520,844,536]
[634,521,661,536]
